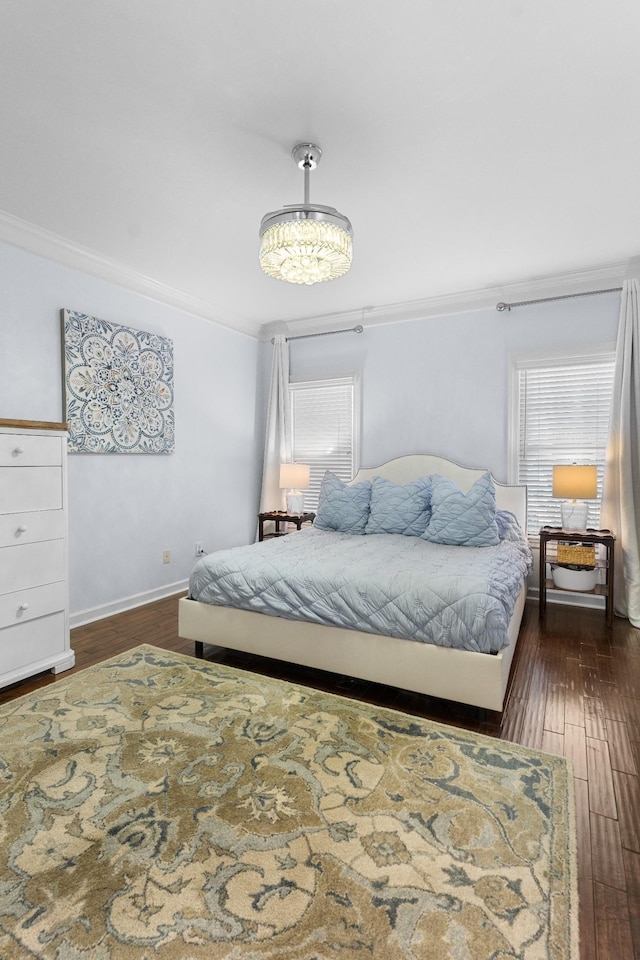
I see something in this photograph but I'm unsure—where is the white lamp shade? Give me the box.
[552,464,597,500]
[279,462,310,490]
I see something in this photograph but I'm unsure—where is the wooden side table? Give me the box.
[258,511,316,542]
[539,526,616,624]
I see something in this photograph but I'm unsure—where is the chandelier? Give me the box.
[259,143,353,285]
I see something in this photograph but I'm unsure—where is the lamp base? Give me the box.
[560,501,588,531]
[286,491,305,515]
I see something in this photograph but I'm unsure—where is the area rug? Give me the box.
[0,644,578,959]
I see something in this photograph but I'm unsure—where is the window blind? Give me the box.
[516,354,615,534]
[290,377,357,510]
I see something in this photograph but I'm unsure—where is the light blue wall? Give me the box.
[1,234,622,620]
[284,293,620,482]
[0,241,260,620]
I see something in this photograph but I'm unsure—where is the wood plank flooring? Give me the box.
[1,594,639,960]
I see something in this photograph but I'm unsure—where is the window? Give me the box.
[290,375,360,511]
[510,348,615,536]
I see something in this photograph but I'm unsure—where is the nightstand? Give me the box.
[258,511,316,542]
[539,526,616,624]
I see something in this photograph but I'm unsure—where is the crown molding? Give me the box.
[261,257,639,341]
[0,209,260,338]
[2,208,636,343]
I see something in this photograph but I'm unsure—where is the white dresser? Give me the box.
[0,419,74,688]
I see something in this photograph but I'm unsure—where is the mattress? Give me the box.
[189,527,532,655]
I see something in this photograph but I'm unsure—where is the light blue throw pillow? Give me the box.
[365,475,431,536]
[496,509,524,542]
[422,471,500,546]
[314,471,372,535]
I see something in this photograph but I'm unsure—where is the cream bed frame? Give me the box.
[178,455,529,712]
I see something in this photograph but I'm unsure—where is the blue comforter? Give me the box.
[189,527,532,654]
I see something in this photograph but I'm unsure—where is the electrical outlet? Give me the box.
[195,542,206,557]
[162,549,170,564]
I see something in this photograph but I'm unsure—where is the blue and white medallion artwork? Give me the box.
[62,309,175,454]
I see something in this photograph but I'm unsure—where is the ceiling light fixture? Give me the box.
[259,143,353,285]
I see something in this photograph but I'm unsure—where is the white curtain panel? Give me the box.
[602,278,640,625]
[259,335,292,515]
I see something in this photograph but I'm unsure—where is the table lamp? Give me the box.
[552,464,597,530]
[279,462,310,515]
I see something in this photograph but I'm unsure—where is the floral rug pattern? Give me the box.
[0,645,577,958]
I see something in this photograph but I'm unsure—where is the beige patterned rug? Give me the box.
[0,644,578,959]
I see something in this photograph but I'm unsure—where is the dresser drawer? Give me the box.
[0,509,65,548]
[0,433,63,467]
[0,611,66,676]
[0,539,65,593]
[0,466,63,513]
[0,582,66,630]
[0,424,71,688]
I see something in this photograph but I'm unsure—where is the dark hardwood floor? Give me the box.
[1,594,638,960]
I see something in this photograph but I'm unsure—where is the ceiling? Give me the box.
[1,1,639,338]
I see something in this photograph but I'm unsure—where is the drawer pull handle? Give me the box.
[18,603,29,611]
[17,525,28,534]
[13,446,24,455]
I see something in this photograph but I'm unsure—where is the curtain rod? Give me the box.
[496,286,622,312]
[271,324,363,344]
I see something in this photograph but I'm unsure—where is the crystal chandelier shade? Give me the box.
[260,218,352,285]
[259,144,353,285]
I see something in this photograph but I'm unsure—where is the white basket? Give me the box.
[552,565,598,592]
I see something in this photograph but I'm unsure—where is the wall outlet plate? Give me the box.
[162,549,170,564]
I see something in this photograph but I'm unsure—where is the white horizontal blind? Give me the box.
[517,353,615,534]
[290,376,357,510]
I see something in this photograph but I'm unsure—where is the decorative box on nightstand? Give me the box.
[0,419,75,689]
[538,525,616,624]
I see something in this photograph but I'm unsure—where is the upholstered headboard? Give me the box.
[352,455,527,530]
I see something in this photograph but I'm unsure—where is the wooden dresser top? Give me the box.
[0,418,69,431]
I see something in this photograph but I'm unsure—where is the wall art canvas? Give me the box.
[62,309,174,454]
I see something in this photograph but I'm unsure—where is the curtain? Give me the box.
[258,335,291,515]
[601,278,640,624]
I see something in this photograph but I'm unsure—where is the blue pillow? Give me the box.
[365,476,431,536]
[422,472,500,546]
[496,509,525,543]
[314,471,372,535]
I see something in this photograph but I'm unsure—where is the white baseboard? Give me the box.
[70,581,601,631]
[70,580,189,629]
[527,586,605,610]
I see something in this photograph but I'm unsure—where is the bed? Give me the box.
[178,455,532,711]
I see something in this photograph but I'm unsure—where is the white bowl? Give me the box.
[552,565,597,592]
